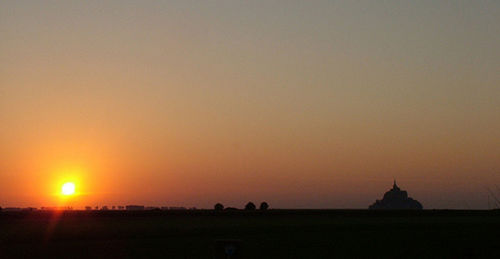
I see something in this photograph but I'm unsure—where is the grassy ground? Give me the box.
[1,210,499,258]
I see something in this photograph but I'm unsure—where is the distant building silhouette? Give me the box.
[369,180,423,210]
[41,206,73,211]
[168,207,187,210]
[126,205,145,211]
[3,207,37,212]
[3,207,22,212]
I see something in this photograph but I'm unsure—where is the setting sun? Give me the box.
[61,182,76,196]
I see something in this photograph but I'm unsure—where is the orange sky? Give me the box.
[1,1,499,209]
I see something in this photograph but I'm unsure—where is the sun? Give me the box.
[61,182,76,196]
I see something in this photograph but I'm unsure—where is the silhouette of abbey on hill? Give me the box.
[369,181,423,210]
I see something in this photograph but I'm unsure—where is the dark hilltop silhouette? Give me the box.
[369,180,423,210]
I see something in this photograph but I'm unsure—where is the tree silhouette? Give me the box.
[214,203,224,211]
[245,202,256,210]
[259,202,269,210]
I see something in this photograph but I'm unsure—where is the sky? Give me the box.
[1,0,499,209]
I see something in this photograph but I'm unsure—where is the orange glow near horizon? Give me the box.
[1,1,499,210]
[51,167,86,204]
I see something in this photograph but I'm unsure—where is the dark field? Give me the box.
[1,210,499,258]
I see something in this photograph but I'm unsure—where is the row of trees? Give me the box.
[214,202,268,211]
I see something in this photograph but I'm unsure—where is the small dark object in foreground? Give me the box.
[214,239,242,258]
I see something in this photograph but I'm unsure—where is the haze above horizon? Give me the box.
[1,1,499,209]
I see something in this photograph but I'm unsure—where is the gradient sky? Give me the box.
[1,1,499,209]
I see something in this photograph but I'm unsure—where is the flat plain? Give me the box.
[1,210,499,258]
